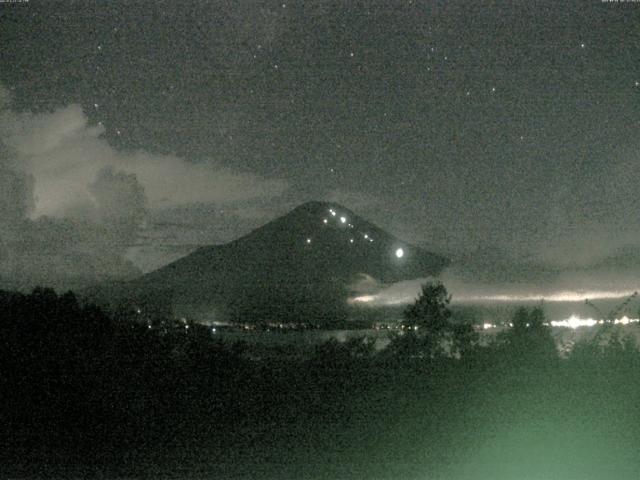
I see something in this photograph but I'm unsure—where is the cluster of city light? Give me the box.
[480,315,640,330]
[549,315,599,329]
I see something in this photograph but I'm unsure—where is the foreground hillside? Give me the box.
[2,288,640,479]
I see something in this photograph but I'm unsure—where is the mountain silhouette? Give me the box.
[100,201,448,324]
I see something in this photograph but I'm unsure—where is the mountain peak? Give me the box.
[121,202,449,323]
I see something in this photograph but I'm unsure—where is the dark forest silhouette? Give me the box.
[2,284,640,479]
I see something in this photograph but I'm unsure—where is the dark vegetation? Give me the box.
[2,284,640,479]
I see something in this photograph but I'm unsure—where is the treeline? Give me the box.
[0,287,252,477]
[2,285,640,479]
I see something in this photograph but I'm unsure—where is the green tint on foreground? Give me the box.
[174,359,640,480]
[2,289,640,479]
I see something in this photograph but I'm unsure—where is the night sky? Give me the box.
[1,1,639,291]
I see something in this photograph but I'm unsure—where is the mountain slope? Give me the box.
[110,201,448,323]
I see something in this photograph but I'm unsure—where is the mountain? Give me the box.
[97,201,448,324]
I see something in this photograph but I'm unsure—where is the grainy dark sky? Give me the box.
[1,0,639,284]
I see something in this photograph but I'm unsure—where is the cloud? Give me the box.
[349,277,433,307]
[0,149,34,222]
[124,151,287,208]
[0,154,144,288]
[1,103,95,156]
[0,84,288,287]
[88,166,147,247]
[0,97,286,218]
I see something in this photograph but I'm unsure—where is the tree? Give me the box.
[451,322,479,358]
[499,306,556,363]
[404,281,452,332]
[390,281,477,359]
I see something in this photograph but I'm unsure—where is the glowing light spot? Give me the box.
[350,238,354,243]
[550,315,598,329]
[350,295,376,303]
[323,218,328,224]
[306,238,311,244]
[364,234,368,239]
[395,248,404,258]
[340,216,346,223]
[330,211,336,216]
[616,316,633,325]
